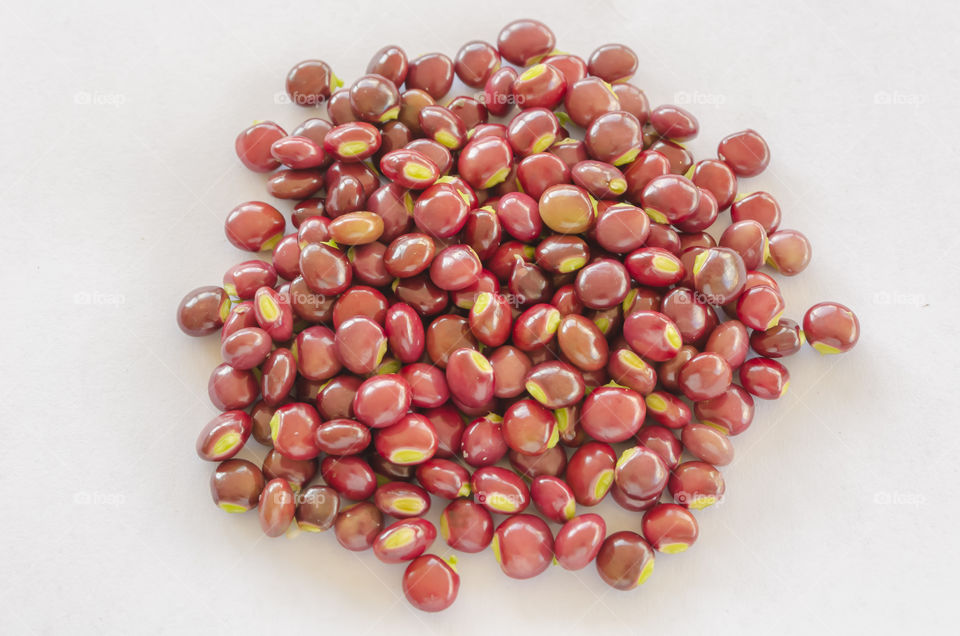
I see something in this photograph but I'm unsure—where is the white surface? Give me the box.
[2,0,958,634]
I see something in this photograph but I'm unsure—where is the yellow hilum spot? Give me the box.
[636,559,655,585]
[646,394,667,413]
[338,140,368,157]
[532,133,556,154]
[652,254,681,273]
[383,526,416,550]
[526,380,548,405]
[219,502,248,513]
[659,542,689,554]
[593,469,614,500]
[403,162,434,182]
[482,166,511,189]
[212,431,241,456]
[519,64,547,81]
[390,449,427,464]
[435,130,460,149]
[258,295,280,322]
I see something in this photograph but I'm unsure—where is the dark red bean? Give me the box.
[731,191,781,233]
[490,345,533,398]
[677,352,732,401]
[352,374,412,429]
[334,501,383,550]
[177,286,230,337]
[574,258,630,310]
[430,245,481,291]
[221,301,258,342]
[250,401,279,446]
[406,53,454,100]
[531,475,576,523]
[566,441,616,506]
[492,514,554,579]
[739,357,790,399]
[637,425,686,470]
[705,320,750,369]
[497,19,555,66]
[225,201,285,252]
[691,159,737,210]
[317,375,363,420]
[586,111,643,166]
[299,242,352,295]
[321,455,376,501]
[270,135,326,170]
[803,301,860,354]
[512,63,566,110]
[416,458,472,499]
[692,247,747,305]
[460,415,508,467]
[472,466,530,514]
[517,152,569,200]
[441,498,493,553]
[335,316,387,375]
[373,518,437,564]
[211,459,264,513]
[626,247,685,288]
[426,314,475,367]
[286,59,339,107]
[644,390,692,429]
[694,384,755,435]
[403,555,459,612]
[682,423,734,466]
[581,385,646,443]
[374,481,431,518]
[750,317,804,358]
[367,45,408,86]
[650,105,699,141]
[323,122,381,162]
[468,291,512,347]
[596,531,655,590]
[292,325,339,381]
[607,347,657,394]
[501,398,559,455]
[737,285,786,331]
[235,121,286,173]
[668,460,725,509]
[614,445,668,500]
[718,129,770,177]
[269,402,322,461]
[565,77,620,128]
[642,503,698,553]
[402,363,450,409]
[509,445,567,479]
[588,43,638,82]
[196,411,251,462]
[258,478,295,537]
[384,232,436,278]
[622,149,671,204]
[455,40,501,88]
[767,229,812,276]
[512,303,561,351]
[349,74,400,123]
[623,310,682,361]
[208,363,258,411]
[524,361,584,410]
[296,485,340,532]
[375,413,439,465]
[458,135,513,190]
[413,182,470,238]
[314,418,371,456]
[261,449,316,491]
[556,314,608,371]
[508,108,560,157]
[419,105,467,150]
[554,513,605,571]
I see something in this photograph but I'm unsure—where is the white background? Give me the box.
[2,0,958,634]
